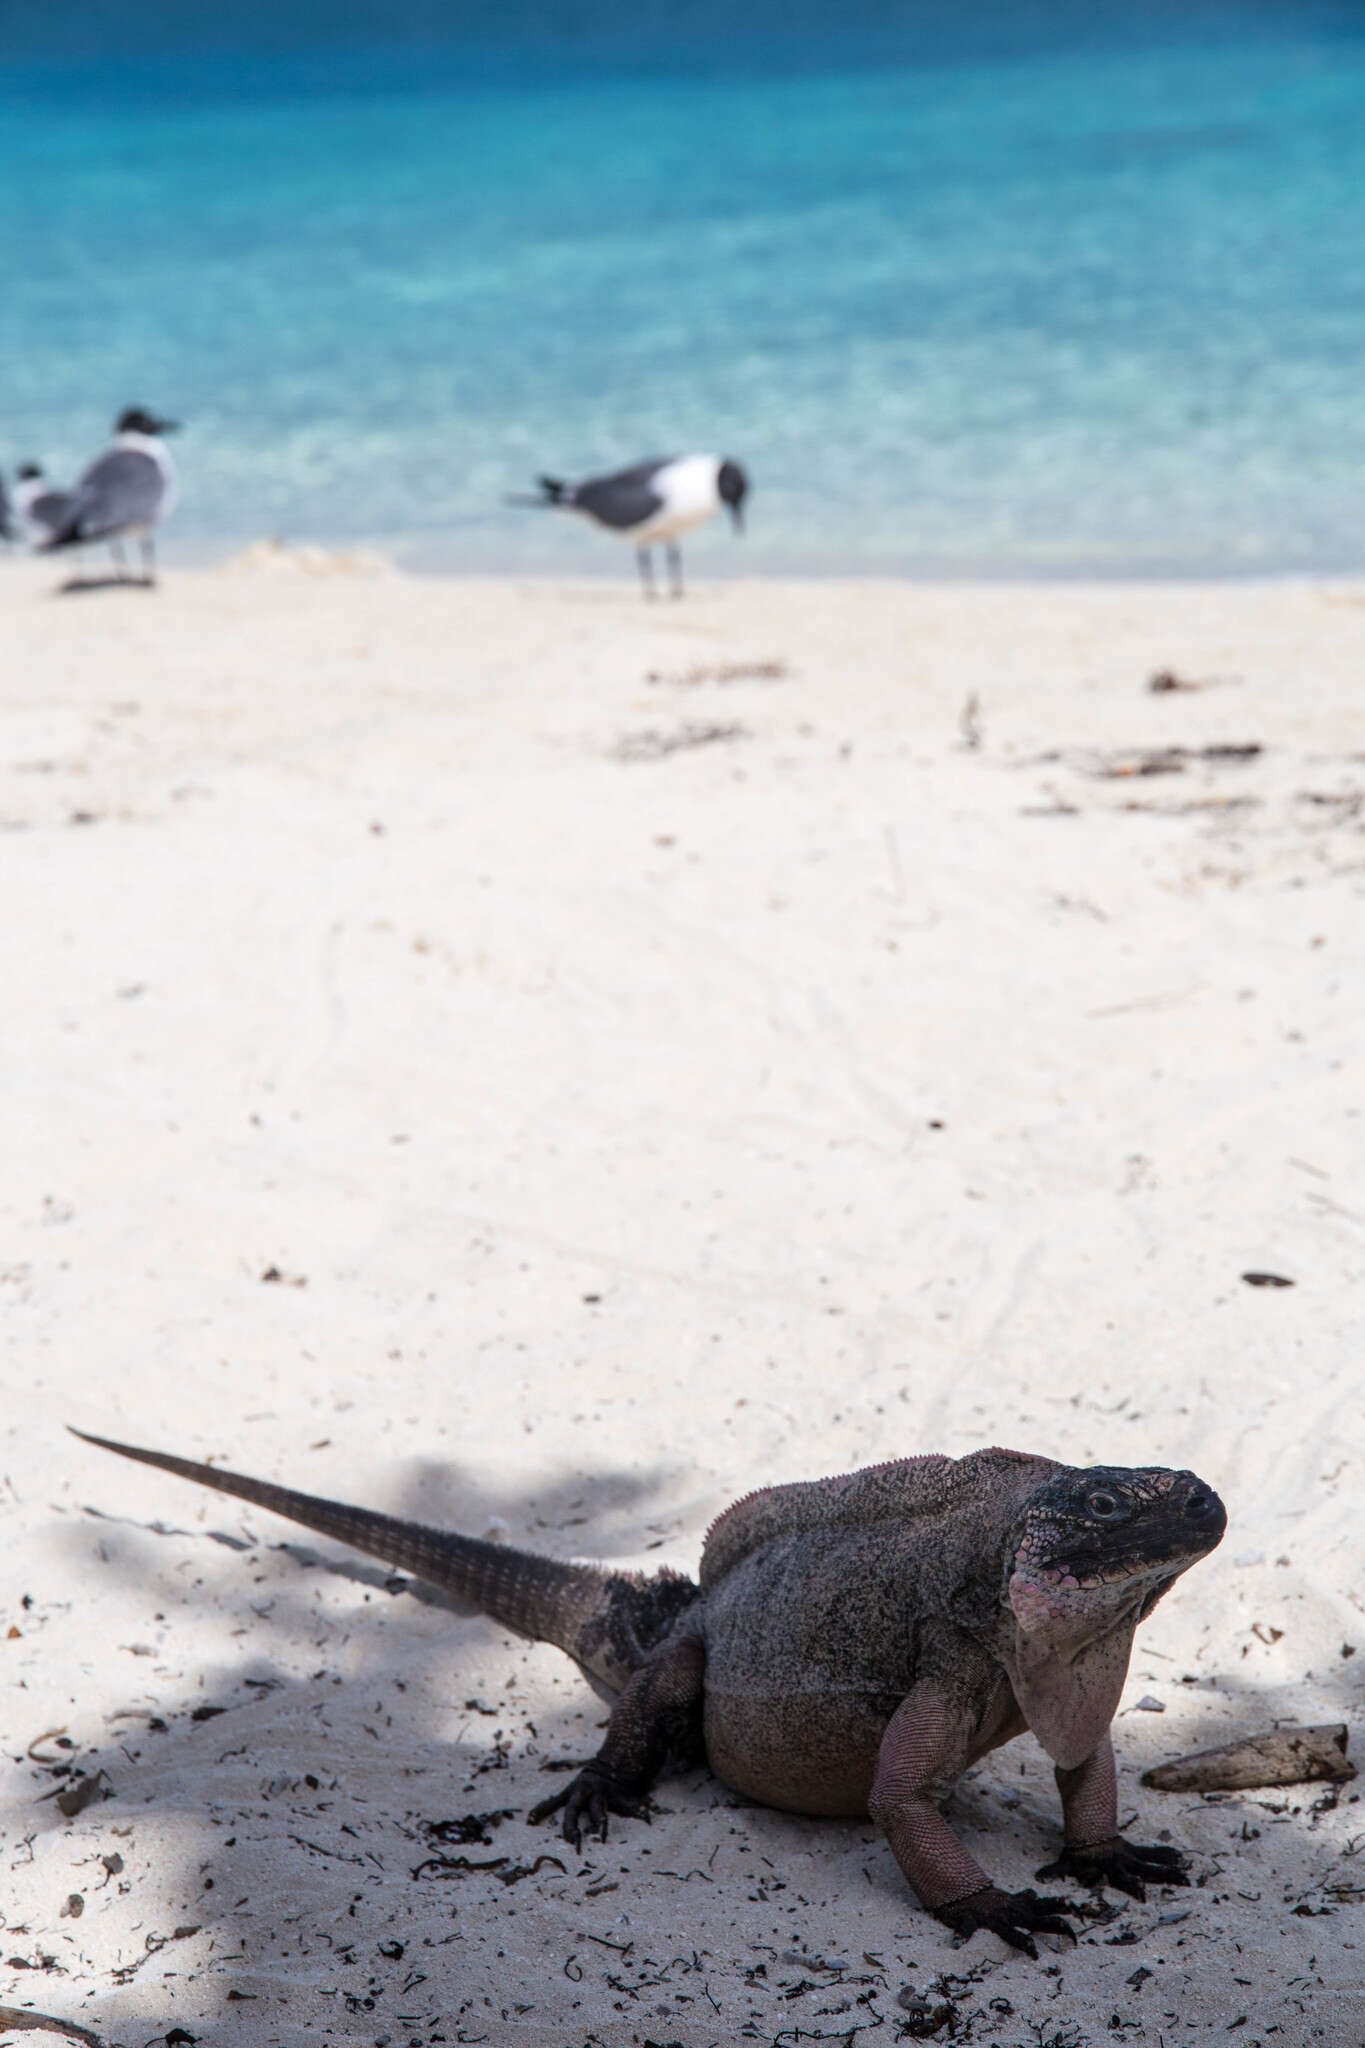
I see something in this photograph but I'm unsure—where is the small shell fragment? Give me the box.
[1142,1724,1356,1793]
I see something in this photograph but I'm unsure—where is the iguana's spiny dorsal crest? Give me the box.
[700,1447,1057,1590]
[71,1427,1225,1961]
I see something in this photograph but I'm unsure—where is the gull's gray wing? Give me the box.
[29,487,74,538]
[570,458,672,532]
[47,449,164,546]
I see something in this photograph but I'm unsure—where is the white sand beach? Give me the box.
[2,558,1363,2046]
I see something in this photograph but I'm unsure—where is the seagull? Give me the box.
[40,407,181,584]
[512,453,748,597]
[13,464,74,548]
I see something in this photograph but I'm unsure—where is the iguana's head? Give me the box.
[1007,1463,1225,1642]
[995,1462,1223,1769]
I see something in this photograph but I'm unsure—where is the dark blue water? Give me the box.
[4,3,1364,573]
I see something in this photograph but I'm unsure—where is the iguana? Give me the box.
[70,1429,1225,1956]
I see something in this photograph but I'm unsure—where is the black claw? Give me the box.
[1032,1914,1082,1939]
[527,1783,580,1846]
[1037,1836,1191,1897]
[528,1765,650,1851]
[936,1884,1080,1959]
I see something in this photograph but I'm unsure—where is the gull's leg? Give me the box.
[666,542,684,599]
[637,546,656,599]
[140,532,157,586]
[111,537,128,581]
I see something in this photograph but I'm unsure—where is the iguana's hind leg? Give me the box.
[530,1636,705,1850]
[1037,1737,1190,1899]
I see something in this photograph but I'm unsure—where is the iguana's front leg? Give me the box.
[530,1636,705,1850]
[1036,1735,1189,1899]
[869,1683,1079,1959]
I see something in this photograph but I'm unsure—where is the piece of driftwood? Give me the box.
[0,2008,103,2048]
[1143,1724,1356,1793]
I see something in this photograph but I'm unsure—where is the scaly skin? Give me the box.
[71,1430,1225,1957]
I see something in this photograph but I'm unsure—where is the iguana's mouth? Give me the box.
[1036,1529,1222,1589]
[1030,1557,1183,1594]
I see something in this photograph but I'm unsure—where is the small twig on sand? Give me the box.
[611,722,748,763]
[1148,668,1207,693]
[1085,742,1262,780]
[646,659,787,688]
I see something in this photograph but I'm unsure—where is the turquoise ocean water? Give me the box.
[3,3,1364,574]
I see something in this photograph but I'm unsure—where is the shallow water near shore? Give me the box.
[3,2,1365,573]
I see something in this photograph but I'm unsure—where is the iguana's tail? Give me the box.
[70,1428,696,1693]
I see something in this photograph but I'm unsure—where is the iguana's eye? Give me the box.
[1087,1491,1120,1518]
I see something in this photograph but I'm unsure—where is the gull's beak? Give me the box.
[156,419,183,435]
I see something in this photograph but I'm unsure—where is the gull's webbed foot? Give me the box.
[935,1883,1079,1959]
[1036,1835,1190,1901]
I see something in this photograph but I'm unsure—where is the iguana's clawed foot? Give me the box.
[1036,1835,1190,1901]
[528,1764,652,1851]
[935,1884,1079,1960]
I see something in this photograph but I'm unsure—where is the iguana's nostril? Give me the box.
[1183,1487,1217,1522]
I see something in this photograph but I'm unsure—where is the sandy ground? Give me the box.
[1,553,1363,2048]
